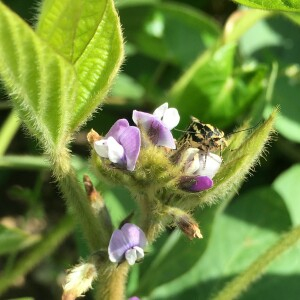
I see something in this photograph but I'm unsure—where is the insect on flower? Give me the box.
[176,116,261,157]
[177,116,228,156]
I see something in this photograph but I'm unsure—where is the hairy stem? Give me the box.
[0,215,74,295]
[54,152,110,250]
[211,225,300,300]
[95,263,130,300]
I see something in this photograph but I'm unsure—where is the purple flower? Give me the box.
[94,119,141,171]
[179,149,222,192]
[128,297,140,300]
[132,102,180,149]
[108,223,147,265]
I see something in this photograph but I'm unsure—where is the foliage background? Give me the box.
[0,0,300,299]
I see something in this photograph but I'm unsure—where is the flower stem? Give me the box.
[0,215,74,295]
[211,225,300,300]
[95,263,130,300]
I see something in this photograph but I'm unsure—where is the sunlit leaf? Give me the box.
[169,43,266,127]
[119,2,221,68]
[0,3,76,149]
[37,0,124,131]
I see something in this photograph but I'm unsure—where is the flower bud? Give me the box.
[176,214,203,240]
[62,262,98,300]
[87,129,101,145]
[180,175,213,192]
[167,207,203,239]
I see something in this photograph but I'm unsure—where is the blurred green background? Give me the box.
[1,0,300,299]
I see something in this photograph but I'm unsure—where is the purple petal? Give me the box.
[133,110,176,148]
[153,121,176,149]
[105,119,129,142]
[180,176,213,192]
[108,229,130,263]
[128,297,140,300]
[119,126,141,171]
[132,110,155,131]
[121,223,147,249]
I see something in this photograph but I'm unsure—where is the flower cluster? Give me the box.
[91,102,222,192]
[89,103,223,265]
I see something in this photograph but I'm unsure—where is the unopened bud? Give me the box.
[166,207,203,239]
[180,175,213,192]
[83,175,104,214]
[87,129,102,145]
[176,214,203,240]
[62,262,98,300]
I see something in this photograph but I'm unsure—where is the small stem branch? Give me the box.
[211,225,300,300]
[0,215,74,295]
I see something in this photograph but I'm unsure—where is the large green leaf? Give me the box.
[145,187,292,299]
[136,204,219,296]
[169,43,267,128]
[233,0,300,12]
[0,3,76,149]
[119,2,221,69]
[273,164,300,226]
[36,0,124,131]
[239,16,300,142]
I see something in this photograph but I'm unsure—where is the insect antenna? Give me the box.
[227,120,263,137]
[174,128,195,134]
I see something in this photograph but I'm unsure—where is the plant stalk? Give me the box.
[211,225,300,300]
[55,156,110,251]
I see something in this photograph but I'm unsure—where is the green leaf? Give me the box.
[137,205,219,296]
[36,0,124,131]
[119,2,221,68]
[273,164,300,226]
[265,73,300,143]
[146,187,291,299]
[233,0,300,12]
[0,3,76,149]
[0,225,40,255]
[169,43,267,127]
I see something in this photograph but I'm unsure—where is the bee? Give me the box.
[176,117,227,156]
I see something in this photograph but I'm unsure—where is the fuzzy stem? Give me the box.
[0,110,20,156]
[95,263,130,300]
[136,191,165,243]
[0,215,74,295]
[211,225,300,300]
[54,153,110,250]
[0,155,49,169]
